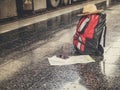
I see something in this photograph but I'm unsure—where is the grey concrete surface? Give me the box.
[0,3,120,90]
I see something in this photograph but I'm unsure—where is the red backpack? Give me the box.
[73,13,106,55]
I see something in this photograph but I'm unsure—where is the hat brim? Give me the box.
[77,10,104,16]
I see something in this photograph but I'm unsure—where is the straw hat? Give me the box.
[77,4,103,16]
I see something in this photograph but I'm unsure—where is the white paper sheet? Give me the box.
[48,55,95,65]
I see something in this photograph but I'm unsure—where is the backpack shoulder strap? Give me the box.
[103,25,107,47]
[101,13,107,47]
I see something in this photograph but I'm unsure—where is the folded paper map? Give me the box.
[48,55,95,65]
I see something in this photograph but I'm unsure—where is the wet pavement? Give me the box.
[0,3,120,90]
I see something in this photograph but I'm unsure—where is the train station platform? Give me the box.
[0,0,106,57]
[0,0,120,90]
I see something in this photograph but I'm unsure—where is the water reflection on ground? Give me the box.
[0,10,80,57]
